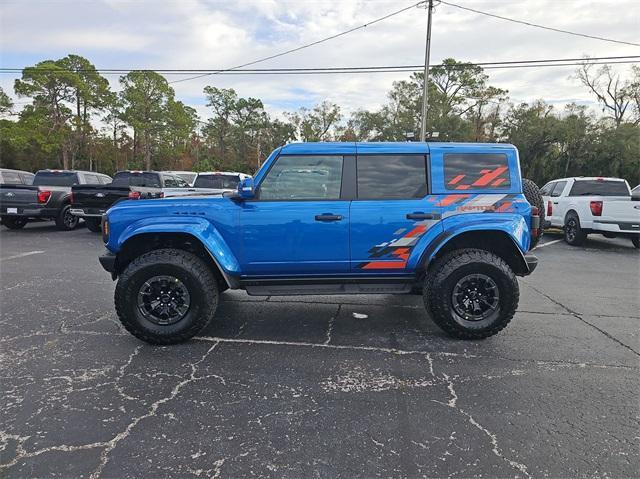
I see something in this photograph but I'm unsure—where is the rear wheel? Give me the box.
[522,178,544,248]
[55,205,79,231]
[115,248,219,345]
[2,216,28,229]
[85,218,102,233]
[424,248,519,339]
[564,212,586,246]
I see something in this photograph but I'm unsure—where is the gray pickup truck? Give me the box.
[0,169,111,230]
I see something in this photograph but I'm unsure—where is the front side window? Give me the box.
[551,181,567,197]
[84,174,100,184]
[163,175,179,188]
[444,153,510,190]
[540,182,555,196]
[357,155,427,199]
[259,155,343,200]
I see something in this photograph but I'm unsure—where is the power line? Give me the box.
[439,0,640,48]
[167,0,425,84]
[1,57,638,75]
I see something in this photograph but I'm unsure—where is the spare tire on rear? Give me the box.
[522,178,544,248]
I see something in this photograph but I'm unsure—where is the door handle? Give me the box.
[406,212,434,220]
[552,202,559,205]
[315,214,343,222]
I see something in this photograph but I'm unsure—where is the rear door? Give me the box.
[349,150,442,273]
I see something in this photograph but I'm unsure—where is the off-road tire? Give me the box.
[2,216,27,229]
[564,211,586,246]
[423,248,519,339]
[522,178,544,248]
[55,204,79,231]
[85,218,102,233]
[632,237,639,249]
[115,248,219,345]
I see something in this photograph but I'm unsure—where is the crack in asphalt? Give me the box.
[324,304,341,345]
[524,282,640,357]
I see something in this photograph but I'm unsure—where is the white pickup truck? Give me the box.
[541,177,640,248]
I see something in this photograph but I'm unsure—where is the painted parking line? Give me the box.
[0,250,45,262]
[534,239,563,249]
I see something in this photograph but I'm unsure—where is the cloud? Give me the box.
[1,0,638,120]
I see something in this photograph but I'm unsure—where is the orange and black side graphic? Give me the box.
[446,166,510,190]
[357,194,521,270]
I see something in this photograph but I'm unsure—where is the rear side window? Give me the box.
[259,155,343,200]
[84,174,100,185]
[357,155,427,199]
[33,171,78,186]
[568,180,630,197]
[194,174,241,189]
[551,181,567,197]
[1,172,22,184]
[112,172,161,188]
[444,153,510,190]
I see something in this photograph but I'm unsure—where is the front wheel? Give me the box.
[424,249,519,339]
[2,216,27,229]
[632,237,639,249]
[114,249,219,345]
[55,205,79,231]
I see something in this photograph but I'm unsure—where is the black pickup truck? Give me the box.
[1,170,111,230]
[70,171,194,232]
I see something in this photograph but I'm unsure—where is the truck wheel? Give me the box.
[564,212,586,246]
[115,248,219,345]
[85,218,102,233]
[424,249,519,339]
[632,237,639,249]
[55,205,79,231]
[522,178,544,248]
[2,216,27,229]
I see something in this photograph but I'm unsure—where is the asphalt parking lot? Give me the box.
[1,223,638,478]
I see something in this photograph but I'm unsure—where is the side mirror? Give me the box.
[238,177,255,199]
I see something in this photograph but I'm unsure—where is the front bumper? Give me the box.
[524,254,538,275]
[99,251,117,279]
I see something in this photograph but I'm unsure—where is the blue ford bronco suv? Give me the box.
[99,142,541,344]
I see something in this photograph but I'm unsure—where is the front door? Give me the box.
[240,154,350,276]
[349,153,443,273]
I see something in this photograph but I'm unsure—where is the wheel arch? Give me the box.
[422,229,530,276]
[115,231,239,289]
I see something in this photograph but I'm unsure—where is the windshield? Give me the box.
[112,172,161,188]
[569,180,630,196]
[33,171,78,186]
[194,174,240,190]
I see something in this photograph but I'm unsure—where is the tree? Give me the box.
[120,71,175,169]
[576,61,632,126]
[14,60,78,168]
[57,54,111,168]
[286,101,342,141]
[203,86,238,163]
[0,87,13,117]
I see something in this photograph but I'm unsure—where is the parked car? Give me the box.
[70,171,198,232]
[98,142,541,345]
[0,169,111,230]
[163,171,198,186]
[192,171,252,195]
[0,168,34,186]
[541,177,639,248]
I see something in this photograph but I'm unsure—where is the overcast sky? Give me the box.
[1,0,639,121]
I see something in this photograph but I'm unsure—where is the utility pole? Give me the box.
[420,0,434,142]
